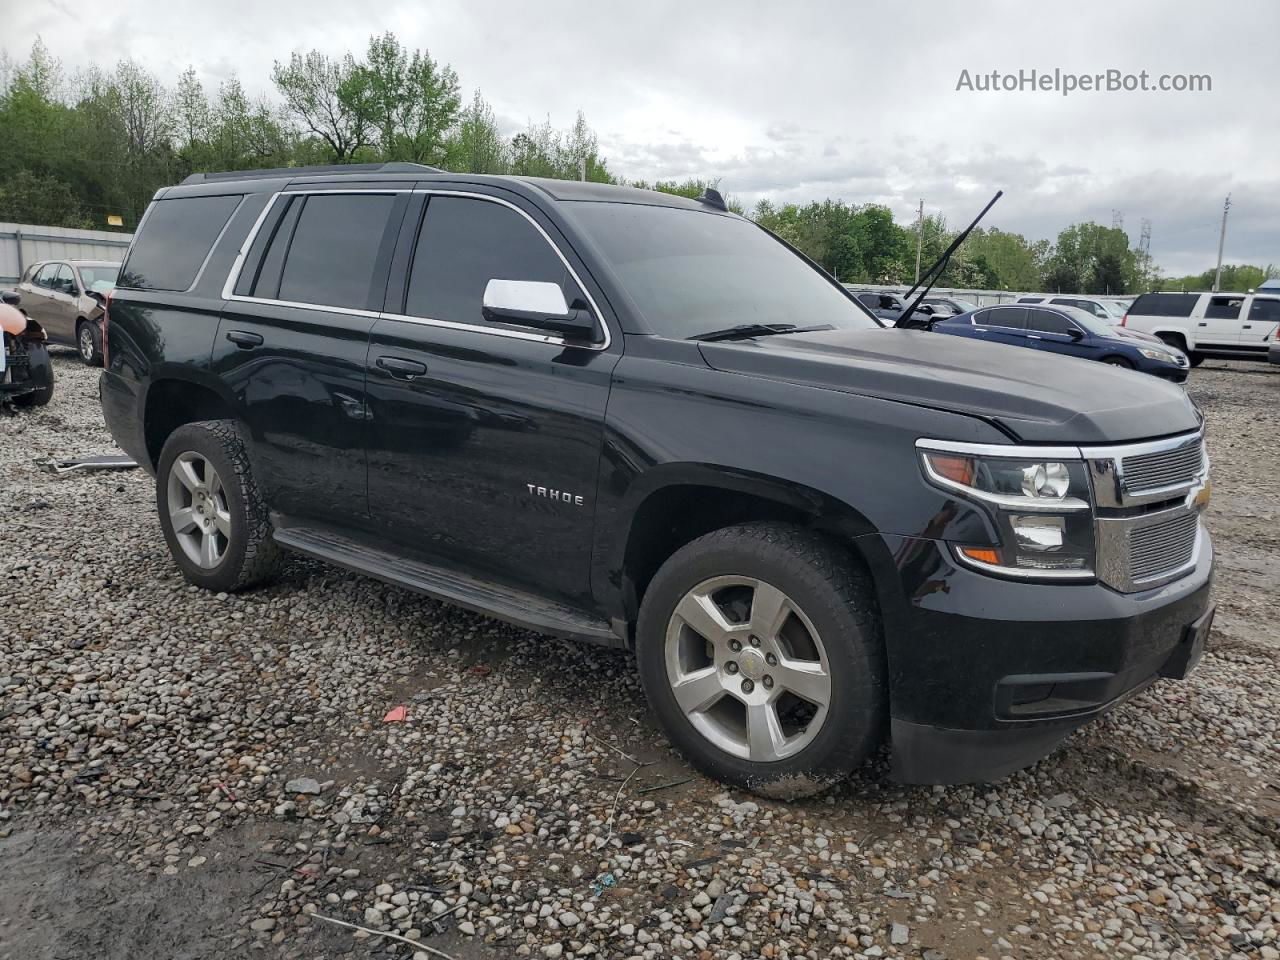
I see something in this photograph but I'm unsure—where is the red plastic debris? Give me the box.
[382,705,408,723]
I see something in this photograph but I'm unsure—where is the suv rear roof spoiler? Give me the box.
[180,162,442,185]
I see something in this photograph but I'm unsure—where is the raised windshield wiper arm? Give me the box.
[689,323,832,342]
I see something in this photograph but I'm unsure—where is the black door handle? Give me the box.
[376,356,428,380]
[226,330,264,348]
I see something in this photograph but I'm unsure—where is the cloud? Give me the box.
[4,0,1277,272]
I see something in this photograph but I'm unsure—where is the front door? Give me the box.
[45,263,80,343]
[19,263,58,332]
[365,192,619,606]
[212,190,407,528]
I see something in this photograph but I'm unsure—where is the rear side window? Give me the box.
[983,307,1027,329]
[121,195,242,291]
[1249,298,1280,323]
[404,196,573,326]
[1205,296,1245,320]
[33,263,57,288]
[275,194,397,310]
[1127,293,1197,317]
[1027,309,1073,335]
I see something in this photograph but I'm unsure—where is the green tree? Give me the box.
[0,170,86,226]
[444,90,506,173]
[272,50,375,162]
[363,33,460,164]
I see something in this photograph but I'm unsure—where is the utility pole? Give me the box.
[914,199,924,284]
[1213,194,1231,292]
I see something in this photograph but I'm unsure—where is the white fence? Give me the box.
[0,223,132,284]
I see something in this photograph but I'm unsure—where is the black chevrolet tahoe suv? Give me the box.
[100,163,1214,797]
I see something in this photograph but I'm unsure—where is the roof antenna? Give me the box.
[695,186,728,212]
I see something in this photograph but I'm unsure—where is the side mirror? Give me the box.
[482,279,599,341]
[1068,328,1085,341]
[1,289,20,306]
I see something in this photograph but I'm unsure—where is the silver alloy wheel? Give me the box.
[664,575,832,762]
[79,324,95,362]
[167,451,231,569]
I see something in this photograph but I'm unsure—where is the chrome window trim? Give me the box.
[183,194,248,295]
[220,187,612,350]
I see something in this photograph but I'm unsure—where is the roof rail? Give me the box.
[180,162,442,185]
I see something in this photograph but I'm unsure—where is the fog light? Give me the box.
[1012,515,1065,552]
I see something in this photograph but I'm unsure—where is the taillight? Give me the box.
[102,289,111,367]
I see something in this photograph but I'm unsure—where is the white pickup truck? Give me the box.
[1123,291,1280,365]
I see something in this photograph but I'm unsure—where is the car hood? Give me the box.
[697,328,1199,444]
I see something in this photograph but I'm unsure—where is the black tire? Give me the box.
[1187,352,1205,368]
[1102,356,1134,369]
[77,319,103,367]
[12,344,54,407]
[636,523,885,799]
[156,419,284,592]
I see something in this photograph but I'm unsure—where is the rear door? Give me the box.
[20,264,57,329]
[971,306,1031,348]
[365,190,619,606]
[213,189,408,527]
[1194,294,1244,346]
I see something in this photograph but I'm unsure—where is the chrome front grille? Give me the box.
[1122,439,1204,494]
[1128,510,1199,583]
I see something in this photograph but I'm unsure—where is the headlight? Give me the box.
[1138,347,1176,363]
[919,444,1095,579]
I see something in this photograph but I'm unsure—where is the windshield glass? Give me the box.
[568,202,879,338]
[78,265,120,291]
[950,298,978,312]
[1102,300,1128,318]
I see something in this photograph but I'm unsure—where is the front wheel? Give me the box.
[156,420,283,592]
[636,523,885,799]
[1103,356,1134,369]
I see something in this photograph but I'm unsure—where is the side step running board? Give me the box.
[273,525,623,648]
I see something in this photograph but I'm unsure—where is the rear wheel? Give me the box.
[77,320,103,366]
[11,343,54,407]
[636,523,885,799]
[1187,352,1205,367]
[156,420,283,592]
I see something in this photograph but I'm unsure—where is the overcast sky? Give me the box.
[7,0,1278,274]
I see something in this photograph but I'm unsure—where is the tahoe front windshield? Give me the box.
[569,202,879,338]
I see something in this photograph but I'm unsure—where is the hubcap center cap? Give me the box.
[739,648,765,681]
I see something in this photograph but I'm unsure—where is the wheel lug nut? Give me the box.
[749,636,761,647]
[766,653,778,666]
[741,679,754,694]
[763,675,774,689]
[725,661,739,674]
[730,639,742,652]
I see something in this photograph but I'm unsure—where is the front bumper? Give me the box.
[875,529,1213,784]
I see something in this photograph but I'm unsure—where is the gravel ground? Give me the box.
[2,351,1278,960]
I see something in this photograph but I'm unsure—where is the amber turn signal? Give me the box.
[958,547,1000,565]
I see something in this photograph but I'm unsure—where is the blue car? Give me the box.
[931,302,1190,382]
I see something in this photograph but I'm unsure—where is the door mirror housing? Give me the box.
[482,279,599,341]
[1067,327,1085,341]
[1,289,20,306]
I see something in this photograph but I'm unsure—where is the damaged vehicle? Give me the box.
[1,290,54,409]
[101,164,1213,797]
[14,259,119,366]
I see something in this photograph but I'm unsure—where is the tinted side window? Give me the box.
[1248,298,1280,323]
[985,307,1027,330]
[405,196,573,327]
[857,293,878,307]
[275,194,397,310]
[1205,296,1245,320]
[1027,309,1073,335]
[54,263,76,293]
[121,195,242,291]
[1127,293,1197,317]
